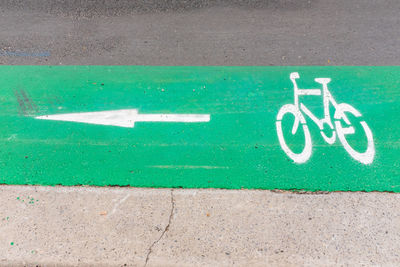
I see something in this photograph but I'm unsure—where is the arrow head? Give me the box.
[35,109,139,128]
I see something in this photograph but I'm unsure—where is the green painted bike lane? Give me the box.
[0,66,399,191]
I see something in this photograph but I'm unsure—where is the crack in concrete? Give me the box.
[144,189,175,267]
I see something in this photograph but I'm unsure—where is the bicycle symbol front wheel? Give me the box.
[276,104,312,163]
[334,103,375,164]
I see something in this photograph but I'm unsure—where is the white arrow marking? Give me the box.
[35,109,210,128]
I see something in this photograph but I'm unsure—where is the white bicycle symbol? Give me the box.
[276,72,375,164]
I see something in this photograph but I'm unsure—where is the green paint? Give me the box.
[10,242,14,246]
[16,196,38,204]
[0,66,399,191]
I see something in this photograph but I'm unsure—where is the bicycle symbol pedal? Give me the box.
[276,72,375,164]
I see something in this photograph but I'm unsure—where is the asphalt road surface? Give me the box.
[1,1,400,266]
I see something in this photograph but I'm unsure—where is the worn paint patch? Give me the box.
[0,66,399,191]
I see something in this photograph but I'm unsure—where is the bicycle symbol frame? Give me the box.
[276,72,375,164]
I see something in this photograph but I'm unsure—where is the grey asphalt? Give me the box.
[0,0,400,266]
[1,0,399,66]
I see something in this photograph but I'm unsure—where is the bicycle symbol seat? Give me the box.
[276,72,375,164]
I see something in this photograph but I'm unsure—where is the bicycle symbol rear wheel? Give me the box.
[276,104,312,163]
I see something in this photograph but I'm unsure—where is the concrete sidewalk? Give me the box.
[1,186,400,266]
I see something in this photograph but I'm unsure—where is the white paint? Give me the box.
[35,109,210,128]
[110,193,131,215]
[276,72,375,165]
[7,134,17,141]
[276,104,312,164]
[334,104,375,165]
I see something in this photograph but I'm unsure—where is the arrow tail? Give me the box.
[135,114,210,122]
